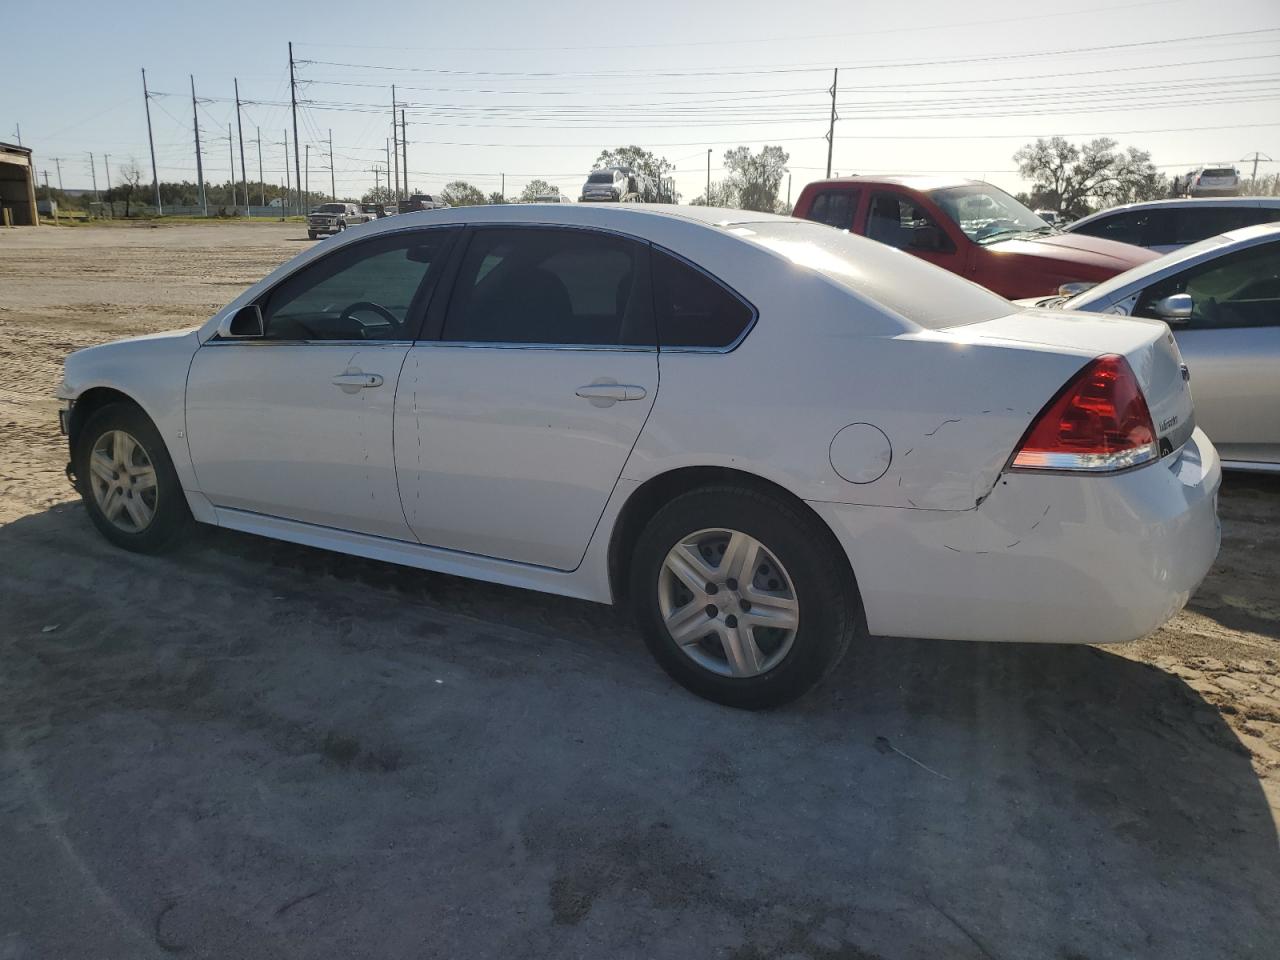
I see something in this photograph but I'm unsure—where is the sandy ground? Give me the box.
[1,221,1278,959]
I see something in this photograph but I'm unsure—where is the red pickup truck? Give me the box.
[792,176,1157,300]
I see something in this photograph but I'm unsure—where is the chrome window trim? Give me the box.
[427,341,655,353]
[203,339,414,348]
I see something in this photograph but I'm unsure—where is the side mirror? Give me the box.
[218,303,264,339]
[1153,293,1193,322]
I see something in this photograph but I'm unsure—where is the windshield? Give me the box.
[587,172,615,184]
[930,185,1051,244]
[1202,168,1237,178]
[317,203,346,214]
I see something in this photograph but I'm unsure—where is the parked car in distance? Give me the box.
[530,192,571,203]
[1181,166,1241,198]
[793,176,1157,299]
[307,202,369,239]
[580,167,629,202]
[55,204,1220,708]
[1064,197,1280,253]
[397,194,450,214]
[362,202,395,219]
[1019,222,1280,472]
[1034,209,1059,226]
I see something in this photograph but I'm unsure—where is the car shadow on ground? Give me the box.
[1,504,1278,960]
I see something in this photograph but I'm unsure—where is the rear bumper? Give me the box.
[809,428,1221,645]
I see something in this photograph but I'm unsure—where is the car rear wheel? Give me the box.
[307,231,317,239]
[75,403,190,553]
[630,485,860,709]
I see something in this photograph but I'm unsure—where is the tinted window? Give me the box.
[867,193,955,252]
[1135,239,1280,328]
[260,230,453,341]
[443,228,648,345]
[805,190,858,229]
[651,249,754,349]
[1074,211,1139,245]
[1174,206,1271,245]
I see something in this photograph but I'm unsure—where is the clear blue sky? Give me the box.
[4,0,1279,201]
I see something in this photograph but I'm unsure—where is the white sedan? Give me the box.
[57,204,1221,708]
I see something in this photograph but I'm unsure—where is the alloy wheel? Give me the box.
[657,528,799,678]
[88,429,158,532]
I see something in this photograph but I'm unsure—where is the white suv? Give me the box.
[1181,166,1241,198]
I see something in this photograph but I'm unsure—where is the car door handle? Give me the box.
[332,372,384,392]
[575,383,647,404]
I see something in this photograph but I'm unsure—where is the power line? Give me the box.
[298,28,1280,80]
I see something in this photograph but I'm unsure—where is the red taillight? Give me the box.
[1012,355,1158,472]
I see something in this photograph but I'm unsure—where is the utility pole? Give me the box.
[234,78,248,217]
[372,164,381,195]
[786,173,792,209]
[282,129,291,212]
[141,68,162,214]
[329,128,336,201]
[103,153,112,215]
[501,172,505,198]
[52,157,64,193]
[706,149,711,204]
[825,67,838,179]
[1240,151,1272,182]
[256,127,265,207]
[390,86,399,204]
[228,124,236,211]
[305,144,310,204]
[89,152,100,203]
[400,109,409,198]
[386,139,394,205]
[12,123,20,147]
[288,42,303,216]
[191,75,207,216]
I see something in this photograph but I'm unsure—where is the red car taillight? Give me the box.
[1011,355,1158,472]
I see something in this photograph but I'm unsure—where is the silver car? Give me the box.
[1021,222,1280,471]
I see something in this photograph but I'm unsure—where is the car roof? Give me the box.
[358,202,797,233]
[1067,221,1280,309]
[1069,195,1280,227]
[801,174,980,193]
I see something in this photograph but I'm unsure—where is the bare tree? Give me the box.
[1014,137,1165,218]
[114,159,144,217]
[486,191,508,204]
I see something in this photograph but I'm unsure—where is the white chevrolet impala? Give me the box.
[57,205,1221,708]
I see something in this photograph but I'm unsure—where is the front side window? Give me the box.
[866,193,955,253]
[651,249,754,349]
[442,228,650,346]
[259,230,455,341]
[1174,206,1272,245]
[1074,211,1139,245]
[805,190,859,230]
[1135,240,1280,328]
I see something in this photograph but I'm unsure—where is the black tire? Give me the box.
[307,231,317,240]
[74,402,191,554]
[630,485,860,709]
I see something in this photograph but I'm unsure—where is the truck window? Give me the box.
[804,190,858,230]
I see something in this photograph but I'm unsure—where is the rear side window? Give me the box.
[442,227,651,346]
[804,190,858,230]
[651,248,755,349]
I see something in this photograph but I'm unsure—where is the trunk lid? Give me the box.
[953,309,1196,457]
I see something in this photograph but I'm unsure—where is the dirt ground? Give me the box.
[1,221,1278,959]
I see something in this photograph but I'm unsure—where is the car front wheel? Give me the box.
[630,485,860,709]
[75,402,190,553]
